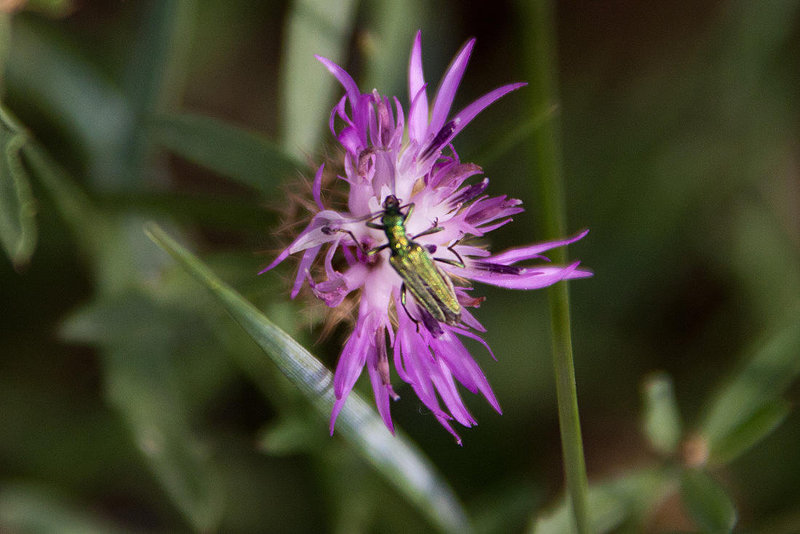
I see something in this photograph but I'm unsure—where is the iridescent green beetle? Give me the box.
[365,195,463,328]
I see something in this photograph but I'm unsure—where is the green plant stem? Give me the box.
[519,1,591,532]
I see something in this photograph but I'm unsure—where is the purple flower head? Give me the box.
[263,32,591,444]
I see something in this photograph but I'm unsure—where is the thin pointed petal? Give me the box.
[316,55,361,108]
[489,229,589,265]
[429,38,475,136]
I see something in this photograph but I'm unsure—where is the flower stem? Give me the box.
[518,1,591,532]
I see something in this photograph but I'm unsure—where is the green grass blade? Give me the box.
[145,223,470,534]
[150,112,303,191]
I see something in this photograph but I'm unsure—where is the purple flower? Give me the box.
[263,32,590,444]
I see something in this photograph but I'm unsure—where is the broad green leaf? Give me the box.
[641,372,682,456]
[531,468,668,534]
[679,468,737,533]
[146,223,470,534]
[0,105,37,267]
[150,113,303,191]
[700,307,800,459]
[279,0,358,156]
[710,399,790,465]
[0,483,135,534]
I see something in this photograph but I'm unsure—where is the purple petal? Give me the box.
[258,212,349,278]
[329,398,346,435]
[450,82,527,138]
[312,164,325,210]
[408,84,429,144]
[316,55,361,110]
[435,332,501,413]
[308,272,350,307]
[461,261,587,289]
[408,31,426,107]
[449,326,497,362]
[430,357,476,427]
[291,245,321,298]
[488,229,589,265]
[333,315,372,398]
[367,359,395,434]
[429,38,475,137]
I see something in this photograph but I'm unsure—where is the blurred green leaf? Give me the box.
[359,0,425,97]
[0,483,135,534]
[531,468,668,534]
[24,0,73,17]
[710,400,790,465]
[62,293,225,532]
[6,20,132,189]
[641,372,682,456]
[258,415,321,456]
[700,307,800,461]
[122,0,194,115]
[279,0,357,156]
[150,112,303,191]
[120,0,195,185]
[680,468,737,533]
[731,203,800,326]
[0,13,10,88]
[0,105,37,267]
[21,143,106,259]
[98,189,269,232]
[146,223,470,534]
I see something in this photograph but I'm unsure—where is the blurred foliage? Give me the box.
[1,1,799,533]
